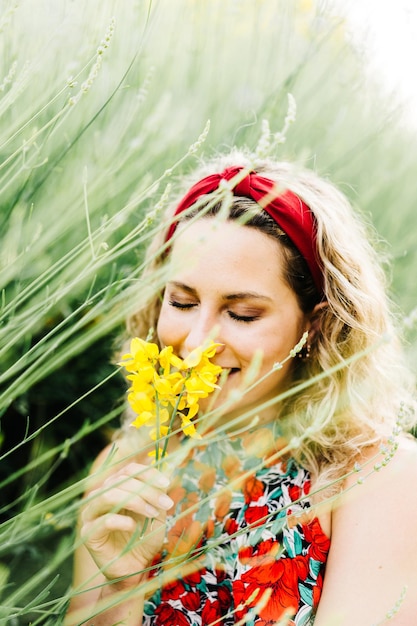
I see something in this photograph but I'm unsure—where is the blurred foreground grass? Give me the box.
[1,0,416,623]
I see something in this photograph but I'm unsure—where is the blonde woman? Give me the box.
[66,151,417,625]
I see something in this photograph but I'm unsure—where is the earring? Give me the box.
[298,343,311,359]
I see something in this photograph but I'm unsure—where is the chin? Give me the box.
[198,392,257,432]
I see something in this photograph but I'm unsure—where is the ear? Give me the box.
[305,301,328,344]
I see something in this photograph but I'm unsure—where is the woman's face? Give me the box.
[157,218,313,426]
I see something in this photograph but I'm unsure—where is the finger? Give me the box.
[116,462,171,489]
[82,485,172,523]
[81,512,137,541]
[99,474,173,512]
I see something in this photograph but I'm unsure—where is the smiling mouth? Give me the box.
[216,368,240,385]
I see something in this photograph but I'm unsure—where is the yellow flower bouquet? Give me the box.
[119,338,223,461]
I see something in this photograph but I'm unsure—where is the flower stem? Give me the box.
[161,386,186,459]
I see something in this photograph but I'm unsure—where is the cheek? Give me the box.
[156,303,183,347]
[156,306,171,346]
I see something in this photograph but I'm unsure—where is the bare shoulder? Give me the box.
[343,435,417,508]
[315,436,417,625]
[336,435,417,543]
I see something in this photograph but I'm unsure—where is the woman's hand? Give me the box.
[80,462,173,588]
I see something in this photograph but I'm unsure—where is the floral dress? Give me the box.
[143,427,330,626]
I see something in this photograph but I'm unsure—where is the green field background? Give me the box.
[1,1,416,623]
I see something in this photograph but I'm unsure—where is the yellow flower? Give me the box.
[127,363,154,384]
[149,424,170,441]
[184,363,222,408]
[119,337,159,373]
[185,402,199,420]
[159,345,185,374]
[119,338,222,462]
[127,390,155,416]
[180,414,202,440]
[148,447,164,462]
[153,371,185,401]
[185,373,211,399]
[182,341,221,368]
[128,373,155,396]
[131,410,155,429]
[198,360,223,387]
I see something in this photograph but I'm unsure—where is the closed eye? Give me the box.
[228,311,261,323]
[168,299,196,310]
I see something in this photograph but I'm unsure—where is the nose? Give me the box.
[183,312,225,357]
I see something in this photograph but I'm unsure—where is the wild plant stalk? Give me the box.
[1,0,417,624]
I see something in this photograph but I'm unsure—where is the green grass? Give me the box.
[0,0,416,623]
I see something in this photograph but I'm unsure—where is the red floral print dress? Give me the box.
[143,427,330,626]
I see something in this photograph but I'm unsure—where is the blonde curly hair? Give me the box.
[125,148,416,491]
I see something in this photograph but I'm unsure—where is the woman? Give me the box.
[66,150,417,625]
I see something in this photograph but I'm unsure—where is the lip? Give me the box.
[214,368,240,389]
[218,367,241,378]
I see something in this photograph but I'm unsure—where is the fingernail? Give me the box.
[157,475,170,488]
[158,494,174,509]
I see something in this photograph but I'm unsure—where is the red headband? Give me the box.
[165,166,323,294]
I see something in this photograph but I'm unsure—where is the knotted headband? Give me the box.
[165,165,323,294]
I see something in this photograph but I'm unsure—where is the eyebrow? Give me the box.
[167,281,272,302]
